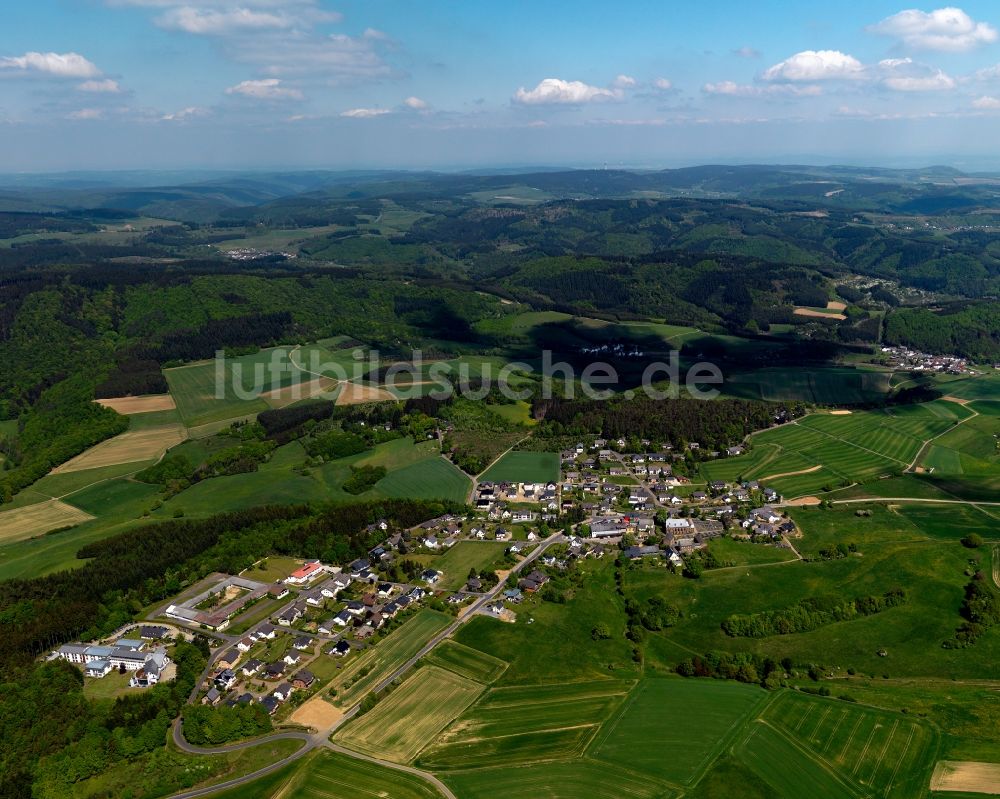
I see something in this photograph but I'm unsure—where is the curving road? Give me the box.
[166,532,564,798]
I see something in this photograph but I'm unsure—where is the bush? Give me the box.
[961,533,984,549]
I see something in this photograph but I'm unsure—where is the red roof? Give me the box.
[289,562,322,579]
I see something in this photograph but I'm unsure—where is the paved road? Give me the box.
[166,533,564,798]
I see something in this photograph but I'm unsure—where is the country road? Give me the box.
[166,532,564,798]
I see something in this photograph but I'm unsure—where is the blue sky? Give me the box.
[5,2,1000,170]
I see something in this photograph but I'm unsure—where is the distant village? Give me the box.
[878,345,975,374]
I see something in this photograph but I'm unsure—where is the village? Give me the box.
[50,435,799,720]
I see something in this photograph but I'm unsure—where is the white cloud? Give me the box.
[869,7,997,52]
[156,7,299,34]
[733,46,761,59]
[973,95,1000,109]
[762,50,865,82]
[0,51,101,78]
[403,96,428,109]
[652,77,673,91]
[513,78,620,105]
[972,63,1000,80]
[878,58,956,91]
[161,105,208,120]
[225,77,303,99]
[703,81,822,97]
[612,74,637,89]
[340,107,390,118]
[78,78,121,93]
[67,108,103,120]
[109,1,387,83]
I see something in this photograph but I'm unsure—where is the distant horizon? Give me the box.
[5,156,1000,182]
[6,3,1000,171]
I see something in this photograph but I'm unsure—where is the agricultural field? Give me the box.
[335,666,485,763]
[423,641,508,684]
[734,722,857,799]
[417,679,633,770]
[162,343,364,428]
[50,424,187,473]
[203,750,446,799]
[743,690,938,799]
[409,542,508,591]
[442,760,676,799]
[95,394,177,414]
[724,367,891,405]
[590,679,769,786]
[479,450,559,482]
[713,404,968,498]
[0,499,94,544]
[328,610,453,709]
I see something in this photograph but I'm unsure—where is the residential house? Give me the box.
[292,670,315,690]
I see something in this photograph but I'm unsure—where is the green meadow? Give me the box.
[479,450,559,483]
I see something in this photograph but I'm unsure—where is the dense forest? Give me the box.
[530,396,805,449]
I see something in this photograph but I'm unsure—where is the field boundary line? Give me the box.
[684,688,779,790]
[583,679,642,755]
[904,401,980,472]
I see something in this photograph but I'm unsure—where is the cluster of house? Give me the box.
[879,346,972,375]
[268,559,433,641]
[738,506,797,540]
[205,654,316,715]
[474,483,560,522]
[54,626,172,687]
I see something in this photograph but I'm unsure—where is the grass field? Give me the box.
[0,499,94,544]
[590,678,769,786]
[335,666,484,763]
[328,610,453,709]
[454,561,639,684]
[423,640,508,683]
[417,679,633,770]
[442,760,676,799]
[479,451,559,483]
[628,504,1000,681]
[411,542,508,591]
[374,456,472,504]
[152,438,469,518]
